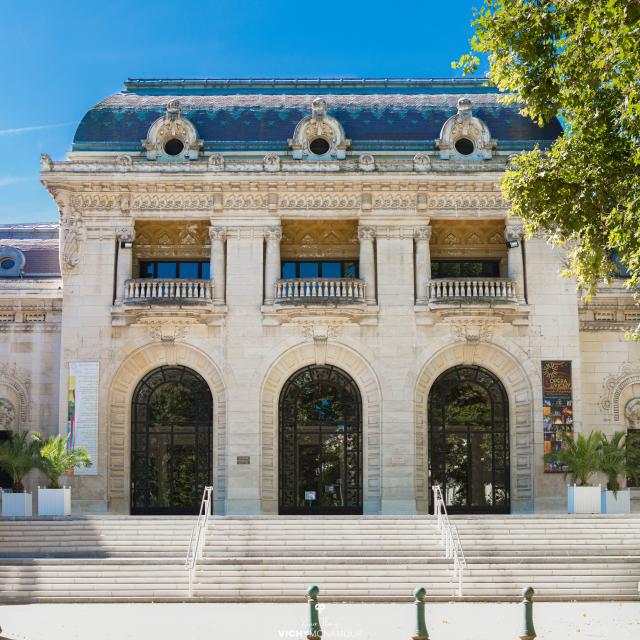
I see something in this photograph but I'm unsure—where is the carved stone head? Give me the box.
[0,398,16,430]
[624,398,640,427]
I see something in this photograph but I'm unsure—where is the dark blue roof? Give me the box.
[72,79,563,152]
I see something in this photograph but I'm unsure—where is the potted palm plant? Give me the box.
[544,431,602,513]
[599,431,636,514]
[0,430,42,516]
[36,434,92,516]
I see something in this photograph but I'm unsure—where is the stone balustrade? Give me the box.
[429,278,517,303]
[275,278,366,303]
[124,278,213,304]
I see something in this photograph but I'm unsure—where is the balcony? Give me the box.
[429,278,517,304]
[124,278,213,304]
[264,277,376,326]
[275,278,366,304]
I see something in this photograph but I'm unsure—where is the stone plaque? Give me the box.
[236,456,250,465]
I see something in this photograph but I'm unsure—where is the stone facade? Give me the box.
[1,78,638,514]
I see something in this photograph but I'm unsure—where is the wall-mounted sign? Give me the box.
[236,456,250,465]
[67,361,99,476]
[304,490,316,501]
[542,361,573,473]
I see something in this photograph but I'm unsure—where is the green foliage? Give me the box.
[0,430,43,491]
[457,0,640,331]
[598,431,627,494]
[37,434,92,489]
[544,431,602,486]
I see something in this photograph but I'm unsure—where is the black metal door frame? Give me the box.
[278,365,363,515]
[428,365,510,514]
[130,365,213,515]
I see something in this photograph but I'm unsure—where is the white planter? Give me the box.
[1,492,32,517]
[567,484,602,514]
[601,489,631,514]
[37,487,71,516]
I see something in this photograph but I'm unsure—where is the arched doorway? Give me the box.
[131,365,213,515]
[428,365,510,513]
[279,365,362,515]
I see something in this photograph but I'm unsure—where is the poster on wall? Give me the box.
[542,360,573,473]
[67,361,99,476]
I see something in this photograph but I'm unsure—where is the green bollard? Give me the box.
[412,586,429,640]
[519,586,536,640]
[306,584,322,640]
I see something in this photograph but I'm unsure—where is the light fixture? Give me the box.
[120,240,133,249]
[505,239,519,249]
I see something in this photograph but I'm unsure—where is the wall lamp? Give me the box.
[120,240,133,249]
[505,239,520,249]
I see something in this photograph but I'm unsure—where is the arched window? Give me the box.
[279,365,362,514]
[131,365,213,514]
[429,365,510,513]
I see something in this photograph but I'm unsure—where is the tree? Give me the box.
[455,0,640,325]
[37,434,92,489]
[0,430,42,492]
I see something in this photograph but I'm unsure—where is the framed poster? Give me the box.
[542,361,573,473]
[67,361,99,475]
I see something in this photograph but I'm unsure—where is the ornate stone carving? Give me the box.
[279,194,360,209]
[115,154,133,171]
[504,222,525,243]
[413,153,431,172]
[0,398,16,430]
[436,98,496,160]
[357,226,376,241]
[263,153,281,172]
[132,194,214,210]
[624,398,640,427]
[115,226,135,243]
[414,226,432,240]
[601,362,640,420]
[373,194,416,209]
[451,319,498,343]
[289,97,351,160]
[0,363,31,426]
[40,153,54,172]
[208,227,227,241]
[358,154,375,172]
[70,193,118,211]
[143,100,203,160]
[426,194,504,210]
[265,226,283,242]
[301,323,340,366]
[61,213,84,273]
[224,194,267,209]
[208,154,225,171]
[147,321,189,343]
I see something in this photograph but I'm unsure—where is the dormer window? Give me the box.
[1,258,16,270]
[289,98,351,160]
[143,100,203,161]
[436,98,496,160]
[0,247,25,277]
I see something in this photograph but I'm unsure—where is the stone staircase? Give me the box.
[0,515,638,602]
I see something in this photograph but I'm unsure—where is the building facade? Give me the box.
[2,78,639,515]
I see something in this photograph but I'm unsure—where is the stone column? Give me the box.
[358,226,377,305]
[114,226,135,305]
[414,225,432,305]
[209,226,226,304]
[263,226,282,305]
[504,220,525,302]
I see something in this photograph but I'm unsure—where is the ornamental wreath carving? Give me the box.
[143,100,203,160]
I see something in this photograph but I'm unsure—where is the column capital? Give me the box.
[358,226,376,241]
[414,226,432,241]
[209,226,227,241]
[265,226,283,241]
[504,219,525,243]
[116,226,135,243]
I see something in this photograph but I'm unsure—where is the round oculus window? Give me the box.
[0,258,16,270]
[454,138,475,156]
[309,138,330,156]
[164,138,185,156]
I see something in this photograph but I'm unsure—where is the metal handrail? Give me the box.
[432,484,467,597]
[185,486,214,596]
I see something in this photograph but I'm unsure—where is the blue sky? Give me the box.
[0,1,481,224]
